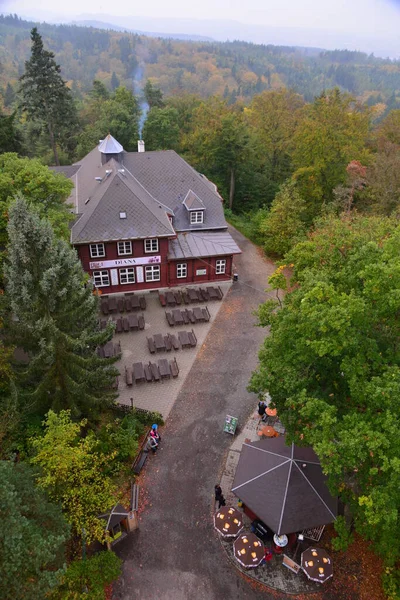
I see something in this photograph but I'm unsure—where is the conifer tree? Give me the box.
[110,71,120,91]
[19,28,78,165]
[5,198,118,418]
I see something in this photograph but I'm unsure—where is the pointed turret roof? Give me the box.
[98,134,123,154]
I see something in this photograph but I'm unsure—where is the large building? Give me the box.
[53,135,241,293]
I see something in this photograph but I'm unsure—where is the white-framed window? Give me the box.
[117,241,132,255]
[190,211,204,224]
[176,263,187,279]
[216,259,226,275]
[119,267,135,284]
[144,238,159,253]
[90,243,105,258]
[93,270,109,287]
[145,265,161,282]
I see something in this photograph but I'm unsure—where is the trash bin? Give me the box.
[233,273,239,282]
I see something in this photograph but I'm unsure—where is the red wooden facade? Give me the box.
[75,237,233,294]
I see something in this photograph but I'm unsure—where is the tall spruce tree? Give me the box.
[18,28,77,165]
[5,199,118,419]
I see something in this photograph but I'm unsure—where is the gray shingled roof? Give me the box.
[183,190,205,210]
[168,232,241,260]
[122,150,226,231]
[49,165,80,178]
[98,134,123,154]
[71,161,175,244]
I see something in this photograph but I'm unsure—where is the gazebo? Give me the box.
[232,436,337,535]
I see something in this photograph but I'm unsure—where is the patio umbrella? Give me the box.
[214,506,244,537]
[233,532,265,568]
[232,436,337,535]
[301,547,333,584]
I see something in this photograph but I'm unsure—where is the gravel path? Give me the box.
[113,225,279,600]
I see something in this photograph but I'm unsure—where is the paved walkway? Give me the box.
[113,225,279,600]
[113,283,231,418]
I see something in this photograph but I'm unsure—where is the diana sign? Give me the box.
[89,256,161,269]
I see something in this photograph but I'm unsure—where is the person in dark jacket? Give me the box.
[215,484,226,508]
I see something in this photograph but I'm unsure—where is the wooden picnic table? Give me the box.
[158,358,171,379]
[131,296,140,311]
[166,291,176,306]
[103,341,114,358]
[108,296,117,313]
[187,288,199,303]
[178,331,190,348]
[154,333,166,352]
[172,309,184,326]
[193,307,204,322]
[149,362,161,382]
[128,314,139,330]
[133,362,145,383]
[207,286,222,300]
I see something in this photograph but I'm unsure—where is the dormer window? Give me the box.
[190,211,204,224]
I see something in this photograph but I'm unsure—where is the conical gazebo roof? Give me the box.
[98,133,124,154]
[232,436,337,535]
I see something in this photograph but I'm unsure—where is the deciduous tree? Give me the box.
[250,214,400,567]
[31,410,118,544]
[142,106,180,150]
[292,89,370,216]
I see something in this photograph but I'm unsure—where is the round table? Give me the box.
[273,534,288,548]
[266,407,277,417]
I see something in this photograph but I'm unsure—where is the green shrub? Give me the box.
[51,551,122,600]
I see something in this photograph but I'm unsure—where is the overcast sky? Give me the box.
[1,0,400,56]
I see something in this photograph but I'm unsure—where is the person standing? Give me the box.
[215,484,226,509]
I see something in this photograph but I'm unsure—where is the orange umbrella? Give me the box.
[258,425,278,438]
[266,407,277,417]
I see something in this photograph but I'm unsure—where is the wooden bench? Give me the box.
[182,291,190,305]
[169,334,180,351]
[174,292,182,305]
[114,341,122,355]
[131,483,139,511]
[147,337,156,354]
[282,555,301,574]
[139,296,146,310]
[123,317,130,332]
[200,288,210,301]
[166,311,174,327]
[117,297,125,313]
[149,362,161,382]
[144,363,153,382]
[186,309,196,324]
[188,329,197,347]
[125,366,133,386]
[116,317,123,334]
[132,451,148,475]
[112,376,119,390]
[182,310,189,325]
[170,357,179,378]
[202,306,211,322]
[164,335,172,351]
[159,294,166,307]
[138,315,145,330]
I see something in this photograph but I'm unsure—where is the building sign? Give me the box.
[110,269,119,286]
[196,268,207,276]
[89,256,161,269]
[136,266,144,283]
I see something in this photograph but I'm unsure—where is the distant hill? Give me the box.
[71,19,214,42]
[0,13,400,114]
